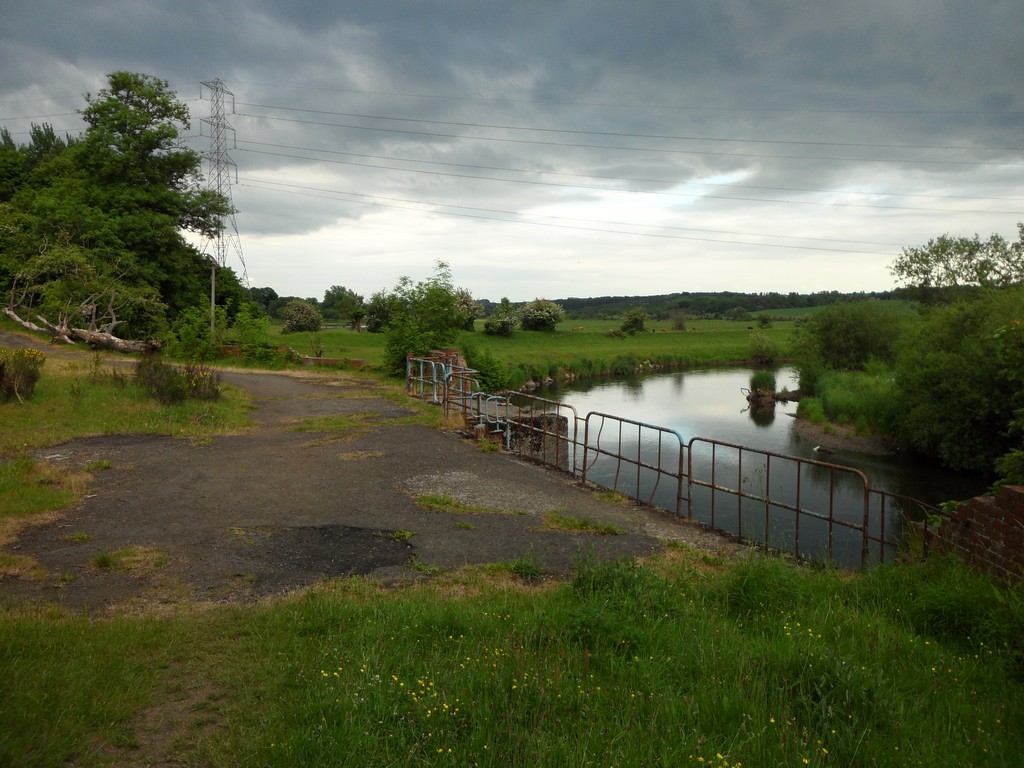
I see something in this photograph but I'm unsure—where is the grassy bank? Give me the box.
[2,554,1021,766]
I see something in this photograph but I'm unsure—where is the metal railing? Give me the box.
[406,359,939,569]
[406,357,453,404]
[466,392,513,443]
[406,354,481,417]
[582,412,687,515]
[685,437,876,568]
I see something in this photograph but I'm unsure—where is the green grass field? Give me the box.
[270,318,796,381]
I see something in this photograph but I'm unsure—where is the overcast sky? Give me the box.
[1,1,1021,302]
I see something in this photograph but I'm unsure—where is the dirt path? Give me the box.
[1,336,739,611]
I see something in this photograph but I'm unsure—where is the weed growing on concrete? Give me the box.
[543,512,625,535]
[413,493,522,516]
[378,529,415,542]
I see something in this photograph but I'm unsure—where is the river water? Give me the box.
[532,367,988,567]
[541,367,986,505]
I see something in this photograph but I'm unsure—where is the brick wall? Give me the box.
[926,485,1024,581]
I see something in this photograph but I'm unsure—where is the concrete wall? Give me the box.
[507,413,571,471]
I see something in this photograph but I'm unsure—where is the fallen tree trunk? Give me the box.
[3,307,160,354]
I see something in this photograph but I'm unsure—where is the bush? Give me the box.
[135,358,221,404]
[281,299,323,333]
[461,341,512,392]
[749,370,776,392]
[995,449,1024,489]
[483,315,517,336]
[519,299,565,331]
[797,301,906,372]
[0,346,46,402]
[749,332,777,365]
[483,297,518,337]
[166,306,224,362]
[620,307,647,335]
[894,288,1023,473]
[232,303,270,350]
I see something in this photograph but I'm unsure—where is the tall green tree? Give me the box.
[891,223,1024,297]
[364,289,396,333]
[248,286,279,315]
[321,285,364,325]
[2,72,236,341]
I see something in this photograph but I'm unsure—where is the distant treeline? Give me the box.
[254,288,920,323]
[541,289,909,320]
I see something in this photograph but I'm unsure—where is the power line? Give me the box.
[0,111,80,122]
[235,145,1023,216]
[235,101,1024,153]
[230,81,1024,116]
[236,138,1024,204]
[238,176,899,256]
[233,110,1022,167]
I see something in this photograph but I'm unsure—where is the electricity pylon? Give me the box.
[200,79,248,335]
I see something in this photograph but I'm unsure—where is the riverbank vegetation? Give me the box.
[1,552,1021,766]
[797,299,1023,489]
[793,228,1023,490]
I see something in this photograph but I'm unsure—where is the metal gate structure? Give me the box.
[408,358,940,569]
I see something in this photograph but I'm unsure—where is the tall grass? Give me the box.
[0,611,176,764]
[3,554,1020,766]
[0,456,80,521]
[798,368,901,436]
